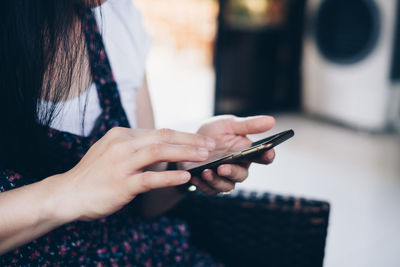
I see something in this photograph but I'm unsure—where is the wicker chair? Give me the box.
[168,190,330,267]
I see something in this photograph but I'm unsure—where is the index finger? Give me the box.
[129,128,216,151]
[231,116,275,135]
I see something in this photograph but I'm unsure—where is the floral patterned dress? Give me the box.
[0,8,223,267]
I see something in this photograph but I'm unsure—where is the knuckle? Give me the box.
[109,141,126,156]
[192,133,206,144]
[148,144,163,157]
[157,128,174,142]
[231,167,247,182]
[129,141,139,152]
[224,114,236,122]
[107,127,125,138]
[186,146,198,157]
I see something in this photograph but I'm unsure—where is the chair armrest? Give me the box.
[167,190,330,267]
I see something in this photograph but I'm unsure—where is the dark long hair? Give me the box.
[0,1,98,181]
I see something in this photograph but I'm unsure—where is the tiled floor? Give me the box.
[147,46,400,267]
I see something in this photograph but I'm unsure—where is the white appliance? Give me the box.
[303,0,400,132]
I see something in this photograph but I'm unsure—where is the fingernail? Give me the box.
[267,150,275,161]
[180,172,191,182]
[198,148,209,158]
[206,138,216,150]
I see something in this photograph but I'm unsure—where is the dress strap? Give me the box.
[81,8,130,130]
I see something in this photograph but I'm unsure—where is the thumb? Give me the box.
[128,171,191,194]
[230,116,275,135]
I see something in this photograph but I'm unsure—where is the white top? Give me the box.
[40,0,151,136]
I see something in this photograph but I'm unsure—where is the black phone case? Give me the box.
[187,129,294,177]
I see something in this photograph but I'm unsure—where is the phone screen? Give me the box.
[187,129,294,176]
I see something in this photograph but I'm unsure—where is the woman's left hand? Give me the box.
[180,115,276,195]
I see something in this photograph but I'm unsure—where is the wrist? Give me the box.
[39,173,80,226]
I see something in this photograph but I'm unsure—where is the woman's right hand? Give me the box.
[53,127,215,222]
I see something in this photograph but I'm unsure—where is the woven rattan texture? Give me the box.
[168,190,330,267]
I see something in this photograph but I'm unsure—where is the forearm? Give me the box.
[0,174,74,255]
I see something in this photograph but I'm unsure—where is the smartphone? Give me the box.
[187,129,295,177]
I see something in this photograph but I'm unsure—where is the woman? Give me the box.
[0,0,276,265]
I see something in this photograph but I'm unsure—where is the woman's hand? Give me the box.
[0,127,215,255]
[180,115,276,195]
[55,127,215,221]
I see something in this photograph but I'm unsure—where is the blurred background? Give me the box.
[135,0,400,266]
